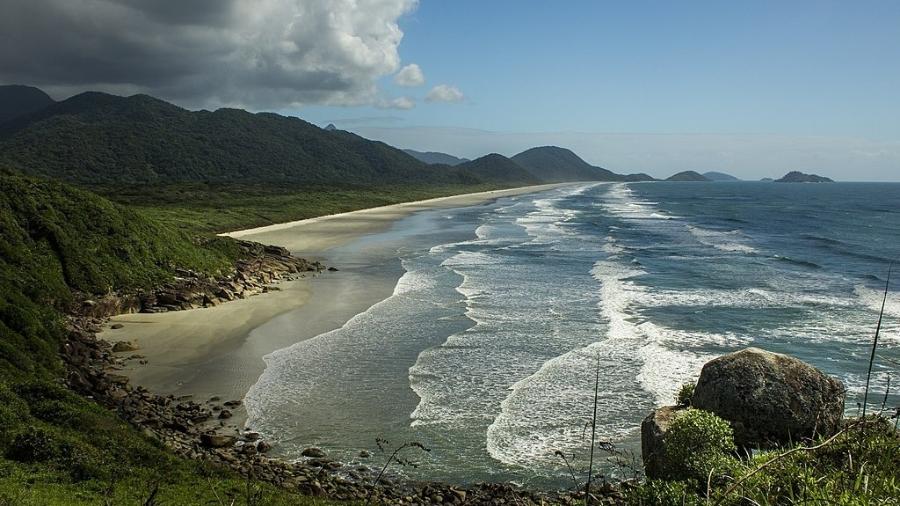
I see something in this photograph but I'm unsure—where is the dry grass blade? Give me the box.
[862,263,892,418]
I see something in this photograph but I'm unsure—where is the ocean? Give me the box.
[244,181,900,488]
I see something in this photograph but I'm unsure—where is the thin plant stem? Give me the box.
[862,263,892,419]
[585,353,600,505]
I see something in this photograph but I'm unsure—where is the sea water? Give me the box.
[245,182,900,488]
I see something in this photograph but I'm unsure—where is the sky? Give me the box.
[1,0,899,180]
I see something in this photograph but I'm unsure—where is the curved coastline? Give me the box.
[99,183,571,429]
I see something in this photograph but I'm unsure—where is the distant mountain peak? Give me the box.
[703,171,740,181]
[0,84,56,124]
[324,123,338,131]
[403,149,469,166]
[511,146,652,182]
[666,171,710,181]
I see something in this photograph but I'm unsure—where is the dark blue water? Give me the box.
[246,182,900,488]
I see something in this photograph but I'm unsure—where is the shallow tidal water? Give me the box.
[244,182,900,488]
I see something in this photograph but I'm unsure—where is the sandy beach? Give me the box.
[222,183,564,254]
[99,183,567,424]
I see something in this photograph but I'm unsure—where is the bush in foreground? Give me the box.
[628,414,900,505]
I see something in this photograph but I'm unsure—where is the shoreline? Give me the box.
[100,183,570,428]
[221,183,567,254]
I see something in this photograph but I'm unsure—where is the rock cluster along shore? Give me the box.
[73,241,323,318]
[61,245,600,505]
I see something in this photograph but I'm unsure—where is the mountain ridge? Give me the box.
[404,149,470,166]
[0,88,644,189]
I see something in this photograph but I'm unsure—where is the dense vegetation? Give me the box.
[0,88,664,192]
[100,182,508,234]
[0,173,340,504]
[0,92,441,185]
[626,410,899,505]
[0,92,545,189]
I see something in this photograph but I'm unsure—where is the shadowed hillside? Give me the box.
[0,85,55,124]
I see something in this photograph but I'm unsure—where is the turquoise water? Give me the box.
[245,182,900,488]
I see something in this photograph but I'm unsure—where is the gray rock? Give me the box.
[302,447,327,458]
[692,347,845,447]
[110,323,124,329]
[112,340,138,352]
[200,433,237,448]
[640,405,688,479]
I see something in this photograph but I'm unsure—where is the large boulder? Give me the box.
[692,347,845,447]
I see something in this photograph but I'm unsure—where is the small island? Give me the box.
[666,170,710,181]
[703,171,740,181]
[775,171,834,183]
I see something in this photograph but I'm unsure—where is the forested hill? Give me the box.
[0,92,486,186]
[0,88,661,189]
[511,146,656,182]
[453,153,540,184]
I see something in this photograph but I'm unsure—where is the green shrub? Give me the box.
[626,480,701,506]
[663,409,738,487]
[675,382,695,406]
[716,418,900,505]
[7,427,59,463]
[56,440,109,482]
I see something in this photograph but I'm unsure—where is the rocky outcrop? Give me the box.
[73,241,324,318]
[691,347,845,447]
[640,405,687,479]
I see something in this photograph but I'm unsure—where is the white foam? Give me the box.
[854,285,900,319]
[598,183,679,221]
[686,225,759,254]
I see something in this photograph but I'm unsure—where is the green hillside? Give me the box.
[0,173,333,504]
[0,91,563,190]
[0,92,448,185]
[454,153,539,185]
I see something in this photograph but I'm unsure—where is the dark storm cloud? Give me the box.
[0,0,418,109]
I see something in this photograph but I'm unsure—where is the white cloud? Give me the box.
[394,64,425,87]
[425,84,464,103]
[0,0,419,110]
[376,96,416,110]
